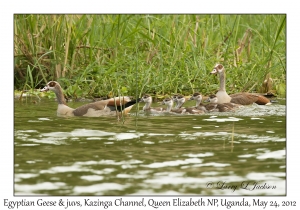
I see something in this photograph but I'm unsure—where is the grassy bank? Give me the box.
[14,14,286,100]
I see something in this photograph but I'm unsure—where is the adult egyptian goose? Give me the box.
[139,94,166,113]
[211,64,271,105]
[163,97,205,114]
[40,81,137,117]
[189,92,235,112]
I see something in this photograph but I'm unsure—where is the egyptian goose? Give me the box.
[170,94,186,109]
[163,97,205,114]
[211,64,271,105]
[40,81,137,117]
[161,98,185,114]
[139,94,166,113]
[172,94,179,108]
[189,92,236,112]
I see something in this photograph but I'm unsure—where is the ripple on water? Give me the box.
[234,103,286,116]
[70,129,116,137]
[246,172,286,181]
[130,190,183,195]
[256,149,285,160]
[73,183,128,195]
[144,175,244,185]
[15,182,66,194]
[16,130,38,133]
[40,165,90,174]
[19,144,39,146]
[113,133,143,140]
[116,173,147,179]
[203,117,243,122]
[80,175,104,181]
[181,162,231,169]
[142,141,155,144]
[236,134,285,143]
[238,154,256,158]
[15,173,39,182]
[38,118,51,121]
[142,158,202,168]
[182,152,214,158]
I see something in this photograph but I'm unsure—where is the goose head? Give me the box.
[139,94,152,103]
[207,94,218,103]
[188,92,203,102]
[40,81,61,92]
[172,94,178,103]
[162,98,173,106]
[210,64,224,75]
[176,94,186,108]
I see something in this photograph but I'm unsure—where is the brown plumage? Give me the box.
[229,92,270,105]
[40,81,137,117]
[210,64,271,105]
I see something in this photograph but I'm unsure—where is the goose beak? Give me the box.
[188,97,193,101]
[40,86,49,92]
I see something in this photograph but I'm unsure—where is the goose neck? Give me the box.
[195,99,202,107]
[165,103,172,112]
[175,101,184,109]
[219,71,226,91]
[143,101,151,110]
[54,86,67,105]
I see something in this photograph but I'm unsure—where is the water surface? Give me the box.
[14,98,286,195]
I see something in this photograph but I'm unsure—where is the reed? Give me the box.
[14,14,286,99]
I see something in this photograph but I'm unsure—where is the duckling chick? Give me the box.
[163,97,205,115]
[172,94,179,108]
[175,94,186,108]
[139,94,165,113]
[189,92,234,112]
[161,98,186,114]
[188,92,210,111]
[171,94,185,109]
[207,94,243,110]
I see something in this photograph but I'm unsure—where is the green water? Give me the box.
[14,98,286,195]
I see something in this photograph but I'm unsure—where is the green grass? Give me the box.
[14,14,286,100]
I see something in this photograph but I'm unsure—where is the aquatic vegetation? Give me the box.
[14,15,286,99]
